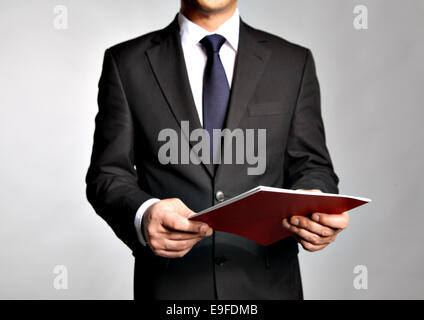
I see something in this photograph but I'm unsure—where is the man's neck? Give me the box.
[180,3,237,32]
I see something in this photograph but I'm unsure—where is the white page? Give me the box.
[190,186,371,218]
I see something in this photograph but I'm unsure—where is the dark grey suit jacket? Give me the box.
[86,15,338,300]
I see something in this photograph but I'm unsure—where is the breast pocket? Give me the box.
[248,102,290,117]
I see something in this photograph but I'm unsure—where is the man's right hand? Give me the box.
[142,198,213,258]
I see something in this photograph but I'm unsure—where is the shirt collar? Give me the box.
[178,8,240,52]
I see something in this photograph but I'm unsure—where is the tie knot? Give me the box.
[200,34,227,54]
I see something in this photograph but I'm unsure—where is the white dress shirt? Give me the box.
[134,9,240,246]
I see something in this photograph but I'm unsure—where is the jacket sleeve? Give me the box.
[284,49,339,194]
[86,49,152,252]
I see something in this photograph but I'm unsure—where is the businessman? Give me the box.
[86,0,349,299]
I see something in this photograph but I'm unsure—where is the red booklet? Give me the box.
[189,186,370,246]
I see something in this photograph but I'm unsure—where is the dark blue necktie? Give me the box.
[200,34,230,163]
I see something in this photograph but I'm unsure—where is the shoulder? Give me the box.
[104,17,177,62]
[241,21,311,61]
[107,31,158,57]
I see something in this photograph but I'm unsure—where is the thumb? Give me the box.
[172,199,195,218]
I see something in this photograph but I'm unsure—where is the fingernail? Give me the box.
[291,217,299,226]
[313,214,320,222]
[282,219,289,229]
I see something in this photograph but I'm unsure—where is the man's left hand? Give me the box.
[282,190,349,252]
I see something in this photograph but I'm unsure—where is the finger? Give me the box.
[149,236,202,252]
[288,215,337,237]
[174,203,213,236]
[285,223,336,245]
[165,231,206,241]
[161,212,211,235]
[311,212,349,230]
[282,218,291,229]
[296,237,328,252]
[162,220,213,237]
[283,216,338,237]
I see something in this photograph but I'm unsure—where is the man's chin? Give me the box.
[189,0,236,13]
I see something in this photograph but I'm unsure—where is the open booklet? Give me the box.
[189,186,371,246]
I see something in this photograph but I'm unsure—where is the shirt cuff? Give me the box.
[134,198,160,246]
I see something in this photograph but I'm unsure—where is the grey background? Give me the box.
[0,0,423,299]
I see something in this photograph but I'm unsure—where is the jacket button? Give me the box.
[215,190,225,202]
[214,257,226,266]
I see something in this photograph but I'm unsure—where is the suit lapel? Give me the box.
[215,21,271,178]
[146,17,214,177]
[224,20,271,131]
